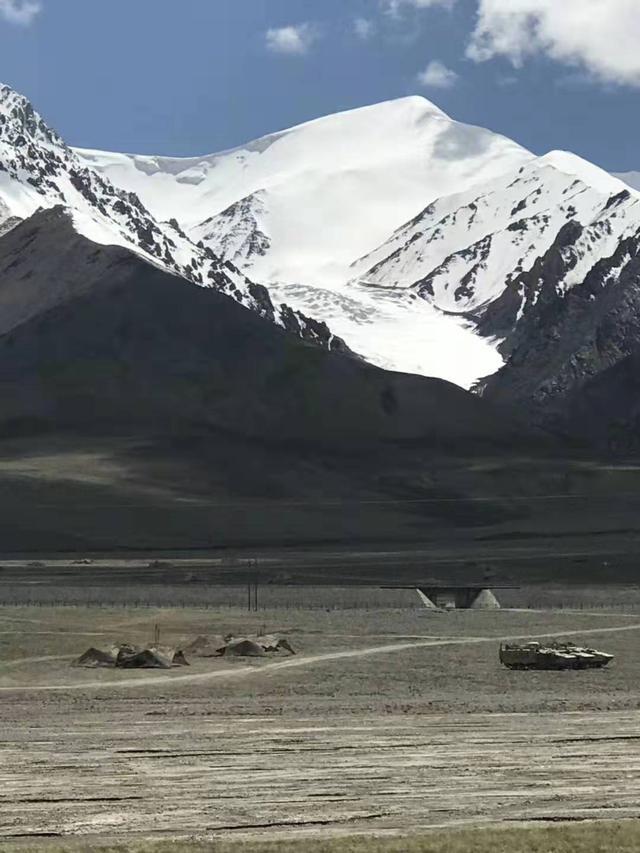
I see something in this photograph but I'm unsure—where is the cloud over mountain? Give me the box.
[468,0,640,88]
[417,60,458,89]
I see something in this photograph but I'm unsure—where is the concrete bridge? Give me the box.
[385,584,510,610]
[418,585,502,610]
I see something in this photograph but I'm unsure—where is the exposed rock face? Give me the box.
[477,221,585,346]
[480,227,640,431]
[190,192,271,270]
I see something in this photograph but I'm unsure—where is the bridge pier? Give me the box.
[418,587,501,610]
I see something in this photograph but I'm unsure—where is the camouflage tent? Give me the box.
[184,634,296,658]
[219,638,266,657]
[74,644,189,669]
[253,635,296,655]
[172,650,190,667]
[117,646,189,669]
[73,646,119,668]
[185,635,227,658]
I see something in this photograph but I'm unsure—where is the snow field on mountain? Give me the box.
[268,280,503,388]
[77,97,534,288]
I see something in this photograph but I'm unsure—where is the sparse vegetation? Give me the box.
[5,821,640,852]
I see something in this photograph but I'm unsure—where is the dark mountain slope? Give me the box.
[0,209,525,450]
[560,349,640,451]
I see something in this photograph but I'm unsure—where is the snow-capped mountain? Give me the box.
[79,97,640,398]
[0,84,344,352]
[350,146,640,422]
[353,152,638,318]
[349,146,640,421]
[77,97,534,387]
[77,97,532,288]
[8,83,640,425]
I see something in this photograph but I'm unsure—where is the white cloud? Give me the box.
[383,0,455,17]
[265,23,318,56]
[467,0,640,88]
[417,59,459,89]
[0,0,41,25]
[354,17,375,40]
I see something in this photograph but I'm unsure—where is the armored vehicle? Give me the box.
[499,641,613,670]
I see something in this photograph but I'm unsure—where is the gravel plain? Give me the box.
[2,604,640,845]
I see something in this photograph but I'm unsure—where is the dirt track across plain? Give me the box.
[1,619,640,693]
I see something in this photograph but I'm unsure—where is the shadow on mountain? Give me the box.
[561,349,640,452]
[0,208,529,450]
[1,208,638,584]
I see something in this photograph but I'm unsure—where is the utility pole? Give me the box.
[246,560,259,611]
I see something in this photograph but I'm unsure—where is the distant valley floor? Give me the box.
[0,432,639,585]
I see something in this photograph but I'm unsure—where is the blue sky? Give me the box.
[1,0,640,170]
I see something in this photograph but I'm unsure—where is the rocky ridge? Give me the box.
[0,84,347,353]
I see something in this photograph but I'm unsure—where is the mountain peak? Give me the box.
[0,83,26,109]
[0,82,63,149]
[324,94,450,121]
[261,94,451,142]
[372,93,450,117]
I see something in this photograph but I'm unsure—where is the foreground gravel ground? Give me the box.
[5,821,640,852]
[2,605,640,845]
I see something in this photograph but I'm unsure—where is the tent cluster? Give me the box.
[74,643,189,669]
[73,634,296,668]
[186,634,296,658]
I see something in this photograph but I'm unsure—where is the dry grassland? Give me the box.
[4,821,640,852]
